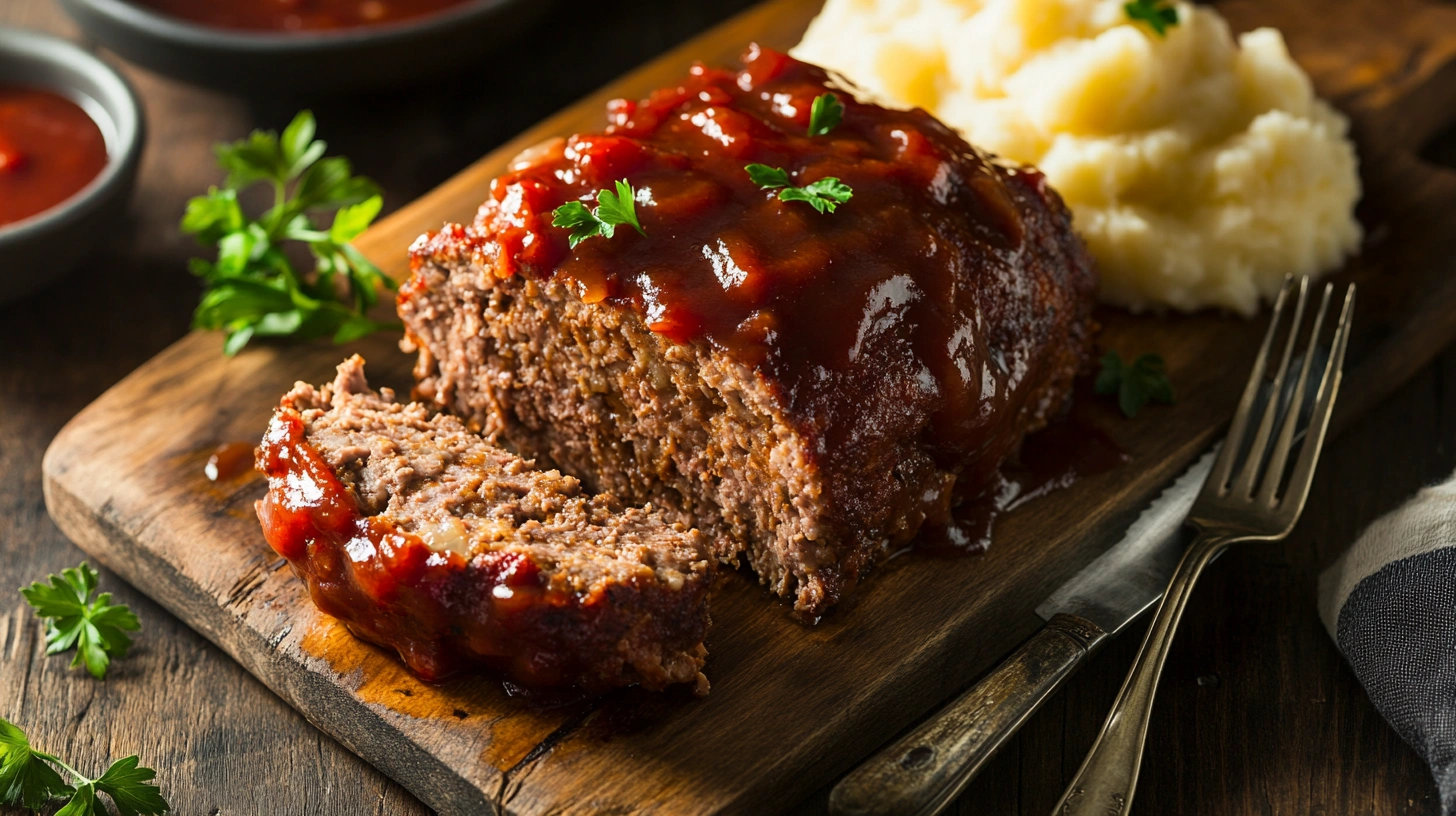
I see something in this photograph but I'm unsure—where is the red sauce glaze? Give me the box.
[919,409,1128,555]
[0,87,107,229]
[129,0,475,31]
[255,408,705,689]
[411,46,1098,513]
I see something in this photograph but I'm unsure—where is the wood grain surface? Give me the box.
[5,0,1456,813]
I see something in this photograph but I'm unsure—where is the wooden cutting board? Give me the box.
[41,0,1456,813]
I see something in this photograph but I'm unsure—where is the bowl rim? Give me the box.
[62,0,526,52]
[0,28,145,244]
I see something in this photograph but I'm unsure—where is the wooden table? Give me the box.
[0,1,1449,813]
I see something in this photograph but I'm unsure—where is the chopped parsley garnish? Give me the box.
[1123,0,1179,36]
[1096,351,1175,417]
[183,110,397,357]
[807,92,845,137]
[745,164,854,214]
[0,717,169,815]
[20,563,138,680]
[551,179,646,249]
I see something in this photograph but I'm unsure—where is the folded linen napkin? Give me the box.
[1319,476,1456,814]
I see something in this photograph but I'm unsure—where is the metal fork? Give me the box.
[1054,275,1355,815]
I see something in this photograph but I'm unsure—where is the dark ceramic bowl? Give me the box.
[0,29,145,305]
[56,0,552,96]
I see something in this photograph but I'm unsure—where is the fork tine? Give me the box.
[1256,282,1335,507]
[1230,276,1310,498]
[1208,275,1296,494]
[1278,284,1355,512]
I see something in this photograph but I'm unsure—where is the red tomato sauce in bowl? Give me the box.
[128,0,478,32]
[0,86,108,229]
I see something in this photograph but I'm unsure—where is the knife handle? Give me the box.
[829,614,1108,816]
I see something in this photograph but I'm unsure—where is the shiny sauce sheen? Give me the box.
[465,46,1072,498]
[130,0,475,31]
[0,87,107,228]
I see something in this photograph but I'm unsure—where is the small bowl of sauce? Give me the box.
[128,0,479,32]
[56,0,553,95]
[0,87,111,230]
[0,29,145,305]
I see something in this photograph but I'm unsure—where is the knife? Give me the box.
[827,451,1217,816]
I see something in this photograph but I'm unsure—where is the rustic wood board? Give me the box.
[40,0,1456,813]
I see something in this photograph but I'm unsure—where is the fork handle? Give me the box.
[1054,530,1233,815]
[829,614,1107,816]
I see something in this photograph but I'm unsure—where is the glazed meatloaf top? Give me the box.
[256,356,713,691]
[403,46,1097,552]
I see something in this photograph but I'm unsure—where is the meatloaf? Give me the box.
[255,355,713,692]
[399,46,1098,616]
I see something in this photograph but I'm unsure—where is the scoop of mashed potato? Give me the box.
[793,0,1361,315]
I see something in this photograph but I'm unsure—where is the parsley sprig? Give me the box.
[183,110,397,356]
[551,180,646,249]
[0,717,168,815]
[1124,0,1179,36]
[1096,351,1174,417]
[20,563,138,680]
[745,164,854,214]
[807,92,844,137]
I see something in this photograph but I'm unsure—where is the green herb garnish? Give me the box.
[1123,0,1179,36]
[20,563,138,681]
[0,719,70,810]
[551,179,646,249]
[807,92,844,137]
[1096,351,1174,417]
[745,164,854,214]
[183,110,397,357]
[0,717,168,815]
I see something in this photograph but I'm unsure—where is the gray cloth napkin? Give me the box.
[1319,476,1456,814]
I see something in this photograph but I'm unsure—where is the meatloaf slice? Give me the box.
[399,47,1098,616]
[255,355,713,693]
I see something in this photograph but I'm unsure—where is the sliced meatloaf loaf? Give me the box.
[398,47,1098,616]
[256,355,713,692]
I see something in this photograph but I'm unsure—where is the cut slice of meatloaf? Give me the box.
[398,47,1098,616]
[255,355,713,693]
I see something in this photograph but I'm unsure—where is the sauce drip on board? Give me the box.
[204,441,256,482]
[917,405,1128,556]
[0,87,107,229]
[130,0,477,32]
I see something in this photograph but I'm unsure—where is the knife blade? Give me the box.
[828,451,1216,816]
[1035,450,1213,633]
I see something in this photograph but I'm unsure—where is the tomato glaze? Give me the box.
[255,409,654,688]
[412,46,1099,514]
[129,0,475,32]
[0,87,107,228]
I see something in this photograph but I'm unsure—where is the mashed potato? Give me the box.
[793,0,1362,315]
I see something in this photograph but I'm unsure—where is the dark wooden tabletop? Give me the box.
[0,1,1449,813]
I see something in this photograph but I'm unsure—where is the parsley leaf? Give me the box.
[745,164,792,189]
[1096,351,1175,417]
[95,756,169,816]
[54,782,95,816]
[0,718,169,816]
[745,164,854,214]
[183,110,398,357]
[780,179,854,213]
[1123,0,1179,36]
[20,563,139,680]
[807,92,844,137]
[551,179,647,249]
[0,719,72,809]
